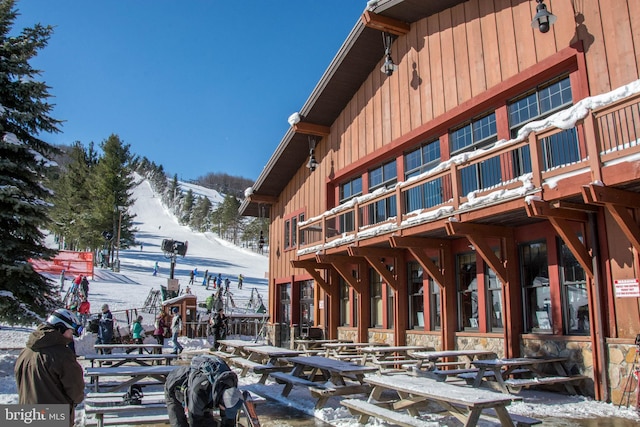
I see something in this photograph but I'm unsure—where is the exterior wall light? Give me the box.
[532,0,557,33]
[307,136,318,172]
[380,32,397,76]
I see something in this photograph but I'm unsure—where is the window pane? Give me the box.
[451,125,472,152]
[473,113,497,142]
[405,148,421,172]
[352,177,362,195]
[540,77,572,113]
[457,253,478,330]
[509,92,538,126]
[423,141,441,164]
[383,161,397,182]
[520,241,551,333]
[369,166,383,189]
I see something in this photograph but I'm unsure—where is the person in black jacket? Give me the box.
[164,357,243,427]
[15,308,85,426]
[210,308,228,350]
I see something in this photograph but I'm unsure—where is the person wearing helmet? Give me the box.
[14,308,85,426]
[96,303,114,354]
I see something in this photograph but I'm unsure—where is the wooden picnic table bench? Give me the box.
[94,343,164,354]
[229,345,303,382]
[84,365,178,393]
[410,349,497,373]
[343,373,533,427]
[359,345,428,373]
[84,389,265,427]
[470,356,588,394]
[272,355,378,408]
[83,353,179,368]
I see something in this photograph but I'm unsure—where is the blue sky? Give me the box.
[13,1,366,181]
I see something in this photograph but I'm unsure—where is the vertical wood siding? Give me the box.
[276,0,640,283]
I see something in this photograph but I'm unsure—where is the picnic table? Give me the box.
[359,345,428,372]
[294,338,347,354]
[342,373,535,427]
[84,364,178,393]
[410,349,497,379]
[229,345,304,382]
[271,355,378,408]
[84,389,265,427]
[94,343,164,354]
[468,356,588,394]
[212,339,262,359]
[83,353,179,368]
[323,342,388,361]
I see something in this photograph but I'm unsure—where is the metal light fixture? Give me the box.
[306,136,318,172]
[531,0,557,33]
[380,32,398,76]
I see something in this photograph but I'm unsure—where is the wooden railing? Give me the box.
[297,92,640,254]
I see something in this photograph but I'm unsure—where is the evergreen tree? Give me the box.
[88,134,136,263]
[191,195,212,231]
[0,0,60,324]
[164,173,180,210]
[49,141,95,250]
[219,194,241,243]
[180,189,194,225]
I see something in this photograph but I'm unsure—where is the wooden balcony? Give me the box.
[297,91,640,255]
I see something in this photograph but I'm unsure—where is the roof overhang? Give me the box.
[240,0,468,217]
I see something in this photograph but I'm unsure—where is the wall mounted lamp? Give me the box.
[380,32,398,76]
[531,0,557,33]
[306,136,319,172]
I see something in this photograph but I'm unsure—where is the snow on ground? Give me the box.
[0,178,639,426]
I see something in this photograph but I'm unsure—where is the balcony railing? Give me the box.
[297,89,640,255]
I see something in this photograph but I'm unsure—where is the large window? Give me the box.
[559,239,589,335]
[367,161,397,225]
[339,176,362,233]
[284,213,304,249]
[369,160,397,190]
[404,140,443,211]
[451,113,500,195]
[486,266,503,332]
[299,280,314,327]
[408,262,424,329]
[340,281,350,326]
[520,241,551,333]
[370,270,383,328]
[430,280,441,330]
[509,76,577,173]
[278,283,292,347]
[457,253,478,330]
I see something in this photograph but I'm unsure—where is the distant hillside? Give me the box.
[191,172,253,199]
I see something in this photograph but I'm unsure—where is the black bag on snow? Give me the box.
[88,316,100,333]
[187,355,239,412]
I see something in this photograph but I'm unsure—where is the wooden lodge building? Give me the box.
[239,0,640,403]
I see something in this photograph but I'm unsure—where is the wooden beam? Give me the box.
[349,247,403,291]
[390,236,447,287]
[551,200,599,212]
[445,221,514,239]
[526,200,594,279]
[526,199,589,222]
[247,194,278,204]
[316,254,365,294]
[584,184,640,208]
[361,10,410,36]
[293,122,331,137]
[582,184,640,253]
[291,260,331,293]
[445,222,510,284]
